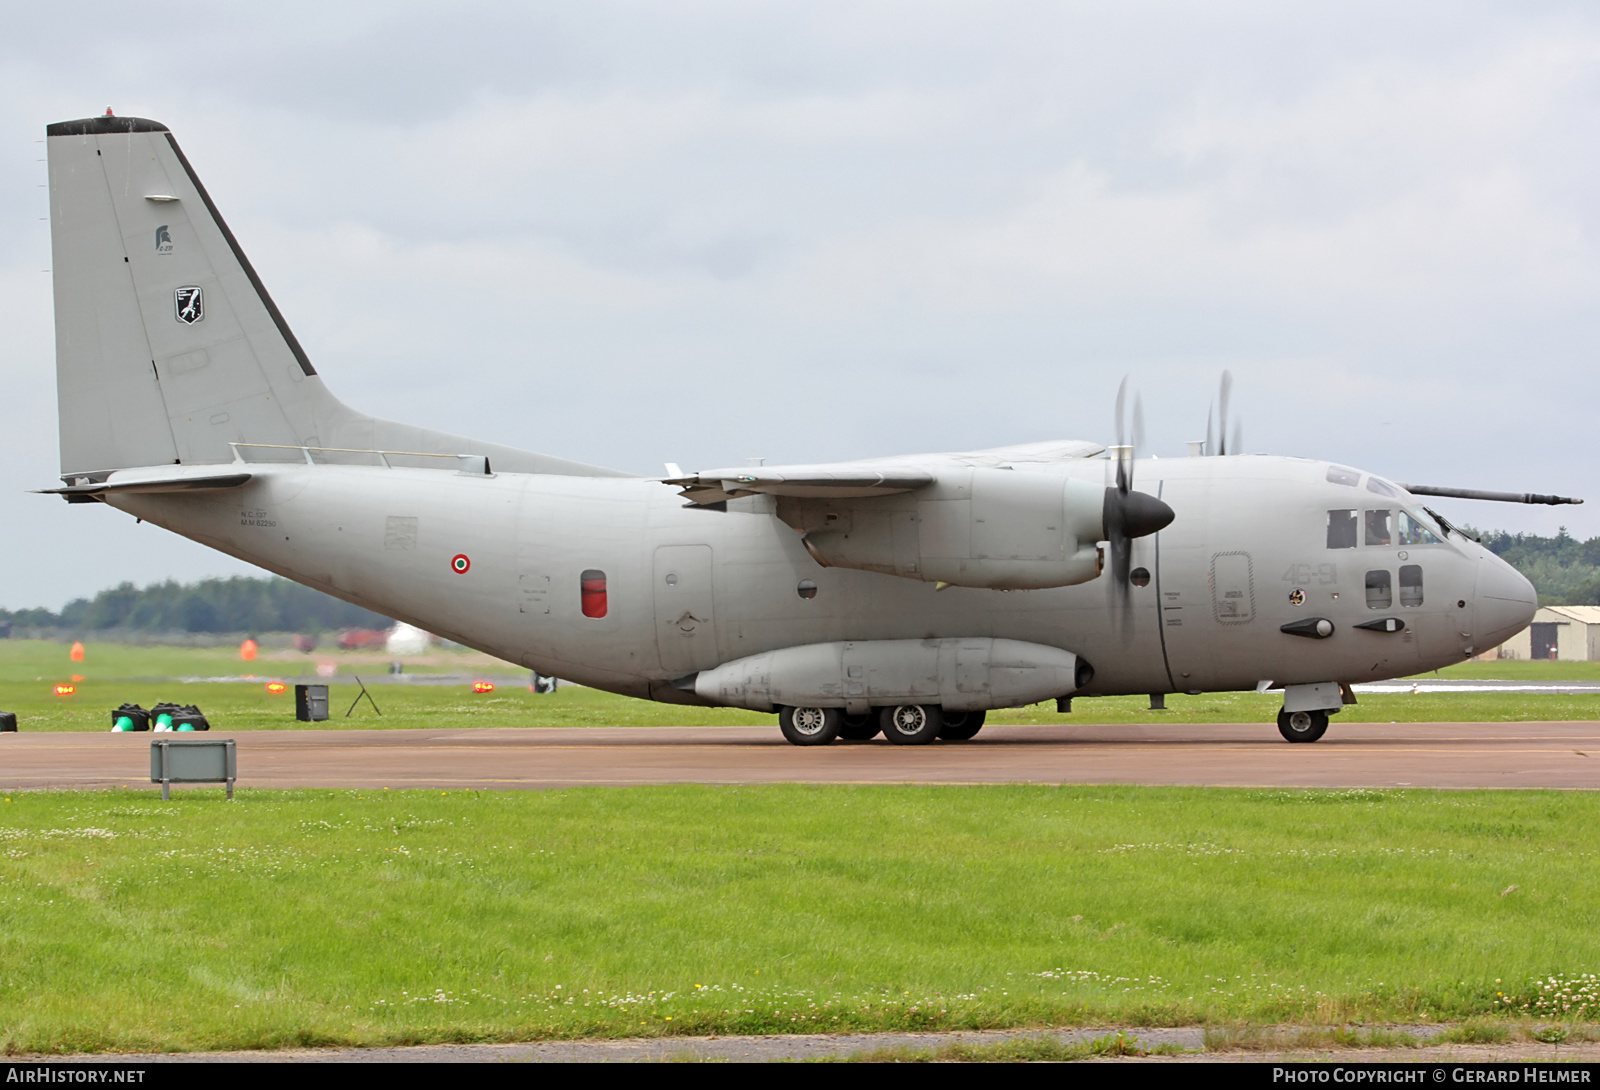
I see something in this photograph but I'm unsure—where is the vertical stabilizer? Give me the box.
[47,115,626,480]
[49,116,322,475]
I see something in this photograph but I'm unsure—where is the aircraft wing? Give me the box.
[666,439,1105,506]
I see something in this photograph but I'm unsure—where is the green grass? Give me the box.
[2,784,1599,1054]
[4,678,1597,733]
[1,640,1596,731]
[1437,1020,1512,1044]
[0,677,775,732]
[0,638,497,682]
[833,1031,1174,1062]
[1203,1025,1422,1051]
[1431,661,1600,682]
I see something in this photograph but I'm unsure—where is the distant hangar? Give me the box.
[1497,605,1600,661]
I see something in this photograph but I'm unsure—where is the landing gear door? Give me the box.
[654,544,720,675]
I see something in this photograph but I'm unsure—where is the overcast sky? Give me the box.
[3,2,1598,610]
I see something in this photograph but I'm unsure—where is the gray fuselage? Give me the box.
[110,452,1536,707]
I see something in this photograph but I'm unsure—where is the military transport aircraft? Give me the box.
[40,113,1568,746]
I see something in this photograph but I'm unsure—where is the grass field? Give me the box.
[1,784,1597,1054]
[1,640,1597,732]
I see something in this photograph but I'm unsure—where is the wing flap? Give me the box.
[666,439,1105,506]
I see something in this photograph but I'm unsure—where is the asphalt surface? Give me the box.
[3,721,1597,791]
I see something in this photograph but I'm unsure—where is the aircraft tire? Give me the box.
[881,704,943,745]
[779,706,841,746]
[1277,708,1329,743]
[938,709,987,741]
[837,712,881,741]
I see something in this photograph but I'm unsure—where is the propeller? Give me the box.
[1105,379,1176,630]
[1206,370,1242,456]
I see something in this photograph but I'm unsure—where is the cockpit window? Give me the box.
[1397,511,1441,546]
[1327,510,1357,549]
[1365,509,1393,546]
[1366,476,1400,498]
[1326,465,1360,487]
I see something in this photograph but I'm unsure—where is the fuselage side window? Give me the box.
[580,569,608,618]
[1327,510,1358,549]
[1365,509,1393,546]
[1326,465,1360,486]
[1365,569,1393,609]
[1399,564,1423,607]
[1397,512,1441,546]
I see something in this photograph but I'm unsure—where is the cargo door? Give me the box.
[654,544,719,675]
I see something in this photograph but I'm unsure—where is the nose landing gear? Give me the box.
[1277,708,1329,743]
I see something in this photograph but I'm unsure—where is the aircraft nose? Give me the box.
[1475,557,1537,649]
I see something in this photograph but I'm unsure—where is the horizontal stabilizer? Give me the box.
[38,467,252,502]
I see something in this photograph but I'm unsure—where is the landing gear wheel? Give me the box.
[838,712,880,741]
[779,706,841,746]
[881,704,943,745]
[1277,708,1329,743]
[938,709,987,741]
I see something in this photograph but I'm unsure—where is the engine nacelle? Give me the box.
[693,637,1092,714]
[778,468,1107,590]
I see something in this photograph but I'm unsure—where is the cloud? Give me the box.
[5,4,1600,607]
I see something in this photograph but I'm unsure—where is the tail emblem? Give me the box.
[155,225,173,254]
[174,285,204,325]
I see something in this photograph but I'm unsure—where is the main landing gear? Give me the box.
[777,705,987,746]
[1277,708,1329,743]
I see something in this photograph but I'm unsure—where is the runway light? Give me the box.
[266,681,288,694]
[54,684,76,696]
[472,681,495,693]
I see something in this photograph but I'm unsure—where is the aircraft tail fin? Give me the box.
[46,115,624,480]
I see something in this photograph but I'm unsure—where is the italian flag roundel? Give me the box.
[451,554,471,574]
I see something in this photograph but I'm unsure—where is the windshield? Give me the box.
[1398,510,1442,545]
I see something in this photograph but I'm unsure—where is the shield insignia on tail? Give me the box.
[175,285,203,324]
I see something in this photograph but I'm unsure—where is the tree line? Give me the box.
[1470,528,1600,606]
[1,576,392,635]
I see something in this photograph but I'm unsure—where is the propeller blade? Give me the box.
[1205,404,1214,458]
[1114,377,1127,447]
[1217,370,1232,456]
[1114,378,1131,494]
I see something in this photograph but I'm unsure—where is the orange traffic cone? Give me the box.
[69,641,84,662]
[240,639,258,662]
